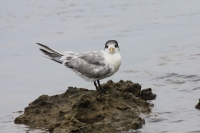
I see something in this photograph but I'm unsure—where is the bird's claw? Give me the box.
[98,89,106,94]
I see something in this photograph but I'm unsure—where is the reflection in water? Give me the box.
[1,0,200,133]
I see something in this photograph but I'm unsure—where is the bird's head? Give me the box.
[104,40,120,54]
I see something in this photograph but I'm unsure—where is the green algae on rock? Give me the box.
[14,80,156,133]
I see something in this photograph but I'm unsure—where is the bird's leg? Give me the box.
[97,80,106,94]
[94,81,99,91]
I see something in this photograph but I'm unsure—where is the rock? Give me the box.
[14,80,156,133]
[195,99,200,109]
[141,88,157,100]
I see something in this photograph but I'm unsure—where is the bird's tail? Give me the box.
[37,43,64,64]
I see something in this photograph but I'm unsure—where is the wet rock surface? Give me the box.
[195,99,200,109]
[14,80,156,133]
[141,88,156,101]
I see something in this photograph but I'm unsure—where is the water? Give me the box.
[1,0,200,132]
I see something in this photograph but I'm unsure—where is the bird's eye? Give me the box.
[105,45,108,48]
[115,44,117,48]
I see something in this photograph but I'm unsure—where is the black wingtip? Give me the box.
[36,42,45,47]
[39,48,49,55]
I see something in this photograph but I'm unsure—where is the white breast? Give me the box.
[104,52,122,77]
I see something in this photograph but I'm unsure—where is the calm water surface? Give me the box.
[1,0,200,133]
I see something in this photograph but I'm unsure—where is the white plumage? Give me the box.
[37,40,121,93]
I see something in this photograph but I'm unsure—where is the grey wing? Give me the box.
[63,51,111,79]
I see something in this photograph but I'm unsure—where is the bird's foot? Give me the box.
[99,89,107,94]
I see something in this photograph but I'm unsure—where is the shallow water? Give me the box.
[1,0,200,133]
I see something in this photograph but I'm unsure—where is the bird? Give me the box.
[37,40,121,93]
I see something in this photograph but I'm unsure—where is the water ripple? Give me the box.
[154,73,200,85]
